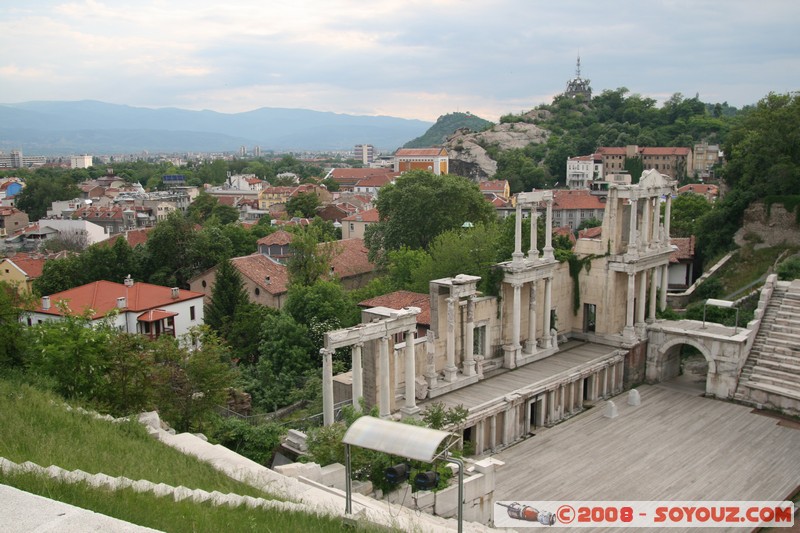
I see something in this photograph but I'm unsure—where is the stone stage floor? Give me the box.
[489,382,800,531]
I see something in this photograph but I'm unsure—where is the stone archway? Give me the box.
[647,336,717,396]
[659,340,712,393]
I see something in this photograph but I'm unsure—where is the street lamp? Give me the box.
[702,298,739,334]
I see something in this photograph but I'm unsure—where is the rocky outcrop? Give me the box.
[734,202,800,247]
[445,123,549,181]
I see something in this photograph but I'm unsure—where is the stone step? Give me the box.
[767,330,800,342]
[743,381,800,402]
[751,365,800,384]
[747,371,800,393]
[753,351,800,367]
[759,337,800,351]
[771,322,800,333]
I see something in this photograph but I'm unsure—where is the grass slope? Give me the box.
[0,376,382,532]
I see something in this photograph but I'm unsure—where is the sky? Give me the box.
[1,0,798,122]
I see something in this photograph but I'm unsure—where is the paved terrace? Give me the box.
[491,383,800,528]
[423,340,619,411]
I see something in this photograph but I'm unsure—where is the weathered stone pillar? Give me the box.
[659,264,669,311]
[402,329,419,415]
[502,406,511,446]
[528,207,538,260]
[444,296,458,382]
[463,297,476,377]
[322,348,334,426]
[624,271,636,338]
[649,267,658,321]
[525,282,538,353]
[512,282,522,351]
[664,194,672,242]
[641,196,650,251]
[544,198,554,260]
[628,198,638,253]
[636,270,647,325]
[577,378,584,408]
[425,330,438,389]
[652,195,661,245]
[379,336,391,418]
[513,201,524,263]
[489,415,497,451]
[351,343,363,410]
[543,277,553,348]
[540,393,548,426]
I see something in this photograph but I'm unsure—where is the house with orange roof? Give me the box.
[394,148,449,175]
[325,168,396,192]
[188,238,375,310]
[256,230,294,263]
[678,183,719,202]
[342,208,379,239]
[26,280,205,341]
[102,227,154,249]
[551,189,606,230]
[668,236,696,289]
[479,179,510,199]
[0,207,29,239]
[353,173,397,196]
[0,252,64,293]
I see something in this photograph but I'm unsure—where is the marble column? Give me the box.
[636,270,647,325]
[511,282,522,351]
[528,207,538,260]
[664,194,672,242]
[513,201,523,263]
[489,415,497,451]
[463,297,476,377]
[425,330,438,389]
[624,271,636,338]
[652,195,661,245]
[544,198,554,260]
[351,343,363,410]
[322,348,334,426]
[641,196,650,251]
[649,267,658,321]
[402,329,419,415]
[379,336,391,418]
[444,296,458,382]
[525,282,538,353]
[659,264,669,311]
[628,198,638,254]
[543,277,553,348]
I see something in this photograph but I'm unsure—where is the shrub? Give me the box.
[777,256,800,281]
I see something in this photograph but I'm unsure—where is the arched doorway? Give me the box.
[653,338,715,395]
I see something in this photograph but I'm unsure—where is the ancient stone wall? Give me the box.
[735,202,800,247]
[624,341,647,388]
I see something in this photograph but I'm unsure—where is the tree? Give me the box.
[577,217,602,231]
[287,226,336,286]
[777,256,800,281]
[0,282,30,368]
[204,259,250,339]
[186,192,218,223]
[144,211,198,288]
[668,193,711,238]
[368,170,496,256]
[15,174,80,221]
[286,192,320,218]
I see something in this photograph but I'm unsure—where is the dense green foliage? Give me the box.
[404,111,493,148]
[204,259,250,339]
[777,256,800,281]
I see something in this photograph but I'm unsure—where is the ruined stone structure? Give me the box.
[321,169,779,450]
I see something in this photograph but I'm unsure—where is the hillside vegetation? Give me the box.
[403,111,492,148]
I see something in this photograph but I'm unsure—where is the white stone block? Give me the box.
[628,389,641,406]
[153,483,173,497]
[604,400,619,419]
[132,480,154,493]
[320,463,346,490]
[137,411,161,429]
[172,486,193,501]
[412,489,435,509]
[463,473,487,503]
[434,484,459,517]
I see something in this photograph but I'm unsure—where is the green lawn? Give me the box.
[716,244,798,297]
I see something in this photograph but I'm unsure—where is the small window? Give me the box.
[190,306,196,321]
[254,287,260,296]
[201,280,207,288]
[473,325,486,356]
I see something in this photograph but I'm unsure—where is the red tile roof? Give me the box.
[257,230,293,246]
[358,290,430,326]
[395,148,447,157]
[552,189,605,210]
[670,236,695,263]
[554,226,577,245]
[329,239,374,279]
[597,146,691,156]
[138,309,178,322]
[356,174,395,188]
[342,208,380,223]
[479,180,508,193]
[3,253,47,278]
[677,184,719,196]
[578,226,603,239]
[103,228,153,248]
[36,281,204,320]
[329,168,396,185]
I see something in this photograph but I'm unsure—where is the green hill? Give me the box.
[403,112,493,148]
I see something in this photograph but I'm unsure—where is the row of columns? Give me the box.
[624,265,670,338]
[510,277,554,358]
[627,194,672,254]
[471,359,625,454]
[322,327,419,425]
[513,199,554,263]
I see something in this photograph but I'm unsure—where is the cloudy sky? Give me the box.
[1,1,798,122]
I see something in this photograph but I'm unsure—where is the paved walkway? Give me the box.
[490,383,800,526]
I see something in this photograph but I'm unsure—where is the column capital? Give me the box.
[511,281,523,289]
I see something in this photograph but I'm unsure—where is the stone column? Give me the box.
[425,330,438,389]
[525,282,538,353]
[664,194,672,241]
[444,297,458,382]
[402,329,419,415]
[513,201,524,263]
[641,196,650,251]
[577,378,585,409]
[489,415,497,451]
[543,277,553,348]
[652,195,661,245]
[628,198,638,254]
[528,207,538,260]
[649,268,658,321]
[540,393,548,426]
[502,406,511,446]
[659,264,669,311]
[636,270,647,325]
[379,336,391,418]
[351,343,363,410]
[463,297,476,377]
[624,271,636,338]
[512,282,522,350]
[544,198,554,260]
[322,348,334,426]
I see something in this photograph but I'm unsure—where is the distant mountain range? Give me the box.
[0,101,433,155]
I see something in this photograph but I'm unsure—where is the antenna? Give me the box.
[576,55,581,78]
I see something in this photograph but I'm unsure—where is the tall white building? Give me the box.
[71,155,94,169]
[566,153,602,189]
[354,144,375,165]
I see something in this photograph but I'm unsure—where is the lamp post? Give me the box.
[702,298,739,334]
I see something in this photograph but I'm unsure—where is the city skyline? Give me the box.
[1,1,799,122]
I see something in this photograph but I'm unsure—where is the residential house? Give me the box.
[0,252,65,293]
[26,280,205,341]
[479,180,511,200]
[678,183,719,202]
[316,204,351,224]
[551,189,606,229]
[0,178,24,204]
[189,238,375,310]
[325,168,396,192]
[668,236,696,290]
[394,148,449,175]
[226,174,266,191]
[71,205,155,235]
[566,154,602,189]
[692,142,723,178]
[597,145,693,181]
[0,207,29,239]
[257,230,294,263]
[353,173,396,197]
[342,208,379,240]
[358,290,431,338]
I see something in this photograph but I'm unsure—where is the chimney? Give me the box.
[124,275,134,288]
[265,276,271,285]
[171,287,179,299]
[41,296,50,310]
[116,296,127,308]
